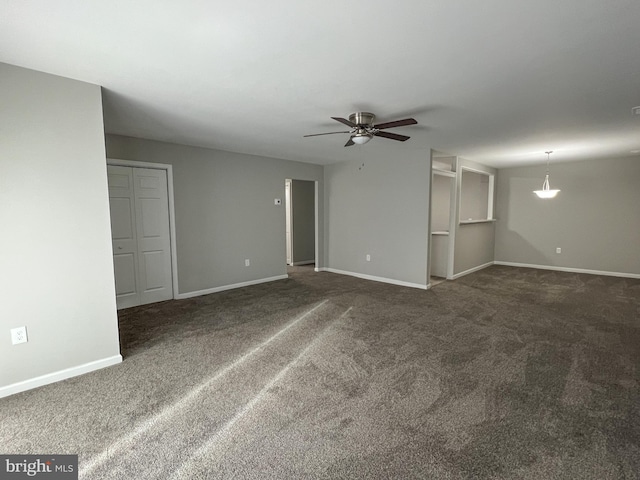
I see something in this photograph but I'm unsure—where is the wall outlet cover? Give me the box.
[11,326,28,345]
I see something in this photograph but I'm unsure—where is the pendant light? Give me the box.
[533,151,560,198]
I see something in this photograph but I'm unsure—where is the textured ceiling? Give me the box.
[1,0,639,167]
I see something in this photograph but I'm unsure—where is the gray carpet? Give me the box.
[1,265,639,479]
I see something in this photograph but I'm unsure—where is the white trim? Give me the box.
[459,165,495,221]
[108,158,171,170]
[314,180,320,269]
[488,174,495,219]
[494,261,640,279]
[451,261,494,279]
[459,219,496,225]
[292,260,315,266]
[432,169,456,178]
[286,178,320,270]
[285,178,293,266]
[448,162,457,280]
[459,165,491,175]
[175,275,289,299]
[319,268,427,290]
[0,355,122,399]
[106,158,180,300]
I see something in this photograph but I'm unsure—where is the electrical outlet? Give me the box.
[11,326,28,345]
[366,254,371,262]
[556,247,562,254]
[245,259,250,266]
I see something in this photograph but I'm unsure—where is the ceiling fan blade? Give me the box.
[331,117,356,128]
[374,131,410,142]
[344,138,355,147]
[303,131,350,137]
[374,118,418,130]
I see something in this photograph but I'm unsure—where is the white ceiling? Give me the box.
[2,0,639,168]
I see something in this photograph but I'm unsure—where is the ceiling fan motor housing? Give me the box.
[349,112,376,127]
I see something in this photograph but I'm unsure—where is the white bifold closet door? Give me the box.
[108,165,173,309]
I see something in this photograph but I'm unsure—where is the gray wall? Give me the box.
[0,63,121,391]
[291,179,315,264]
[454,223,496,274]
[106,135,324,294]
[324,153,431,287]
[453,158,497,276]
[495,156,640,275]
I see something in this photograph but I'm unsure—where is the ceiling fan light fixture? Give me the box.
[352,133,373,145]
[533,151,560,199]
[303,112,417,147]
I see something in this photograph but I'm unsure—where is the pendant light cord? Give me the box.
[545,151,552,175]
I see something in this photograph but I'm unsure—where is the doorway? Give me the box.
[429,152,456,286]
[107,161,176,309]
[285,179,316,267]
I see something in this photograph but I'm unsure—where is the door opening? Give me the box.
[285,179,316,268]
[285,179,292,265]
[429,151,456,286]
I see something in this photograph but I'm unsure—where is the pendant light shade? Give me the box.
[534,151,560,198]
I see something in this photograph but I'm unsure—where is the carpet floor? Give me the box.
[1,265,639,479]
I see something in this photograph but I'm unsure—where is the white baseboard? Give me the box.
[319,268,427,290]
[291,260,315,266]
[0,355,122,399]
[176,275,289,300]
[450,261,494,280]
[494,261,640,279]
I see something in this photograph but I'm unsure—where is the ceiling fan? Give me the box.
[304,112,417,147]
